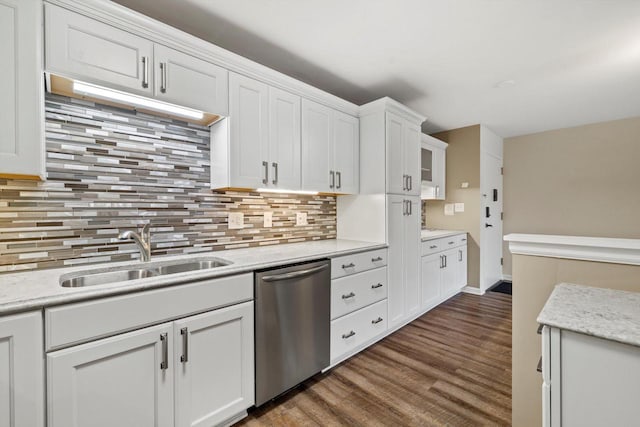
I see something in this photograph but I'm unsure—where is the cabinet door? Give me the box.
[0,0,44,179]
[229,73,269,189]
[387,195,406,328]
[45,4,153,96]
[48,323,174,427]
[441,248,459,298]
[301,99,333,192]
[421,254,441,310]
[386,112,405,194]
[433,147,446,200]
[455,245,467,290]
[404,123,422,196]
[154,44,228,115]
[269,87,301,190]
[333,111,359,194]
[404,197,421,316]
[0,311,44,427]
[175,302,254,427]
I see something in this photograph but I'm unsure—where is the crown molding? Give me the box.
[504,233,640,266]
[359,97,427,124]
[421,134,448,149]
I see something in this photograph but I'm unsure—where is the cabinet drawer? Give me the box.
[331,248,387,279]
[331,267,387,319]
[330,299,387,363]
[45,273,253,351]
[421,238,445,256]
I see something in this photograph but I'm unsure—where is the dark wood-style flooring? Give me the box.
[237,292,512,426]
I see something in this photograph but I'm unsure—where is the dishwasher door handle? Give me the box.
[261,264,329,282]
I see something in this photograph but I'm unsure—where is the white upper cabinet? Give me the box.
[386,113,421,196]
[0,0,44,179]
[45,3,154,97]
[421,134,448,200]
[154,44,228,115]
[403,121,422,196]
[269,87,301,190]
[301,99,359,193]
[0,311,44,427]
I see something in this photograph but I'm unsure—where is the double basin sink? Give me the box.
[60,257,231,288]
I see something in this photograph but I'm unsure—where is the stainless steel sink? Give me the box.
[60,257,232,288]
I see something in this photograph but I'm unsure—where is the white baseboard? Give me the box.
[502,274,512,281]
[462,286,485,295]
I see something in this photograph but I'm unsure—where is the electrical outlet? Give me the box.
[263,212,273,228]
[296,212,307,226]
[454,203,465,212]
[228,212,244,229]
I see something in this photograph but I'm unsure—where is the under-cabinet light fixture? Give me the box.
[73,81,204,120]
[256,188,319,196]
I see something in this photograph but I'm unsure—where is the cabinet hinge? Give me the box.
[500,257,503,266]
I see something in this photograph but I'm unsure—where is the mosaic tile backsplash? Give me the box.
[0,94,336,273]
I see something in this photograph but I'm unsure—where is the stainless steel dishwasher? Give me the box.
[254,259,330,406]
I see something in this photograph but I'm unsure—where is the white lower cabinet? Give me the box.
[330,299,387,363]
[420,234,467,311]
[0,311,44,427]
[420,253,442,310]
[48,301,254,427]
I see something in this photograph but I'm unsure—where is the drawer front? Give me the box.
[331,248,387,279]
[422,234,467,256]
[457,234,468,246]
[330,299,387,362]
[45,273,253,351]
[331,267,387,319]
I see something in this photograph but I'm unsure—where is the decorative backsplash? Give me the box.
[0,94,336,273]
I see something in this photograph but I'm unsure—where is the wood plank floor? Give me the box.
[237,292,512,427]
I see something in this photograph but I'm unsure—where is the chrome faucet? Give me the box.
[118,223,151,262]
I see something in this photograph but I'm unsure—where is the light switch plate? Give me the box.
[296,212,307,226]
[263,212,273,228]
[444,204,455,216]
[228,212,244,229]
[454,203,465,212]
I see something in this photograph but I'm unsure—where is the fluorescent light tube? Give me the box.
[73,81,204,120]
[256,188,319,195]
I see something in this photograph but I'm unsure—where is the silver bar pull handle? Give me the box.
[160,333,168,370]
[272,162,278,185]
[402,174,407,191]
[429,245,437,249]
[142,56,149,88]
[342,330,356,339]
[436,185,440,197]
[448,241,455,245]
[342,292,355,299]
[329,170,335,189]
[408,200,412,215]
[371,283,383,289]
[440,255,444,269]
[160,62,167,93]
[444,255,447,268]
[180,327,188,363]
[262,161,268,184]
[408,175,412,191]
[403,200,407,216]
[342,262,355,269]
[371,256,383,262]
[459,250,463,262]
[336,171,341,189]
[371,317,383,325]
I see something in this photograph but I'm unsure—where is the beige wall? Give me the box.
[425,125,481,287]
[503,116,640,275]
[512,254,640,427]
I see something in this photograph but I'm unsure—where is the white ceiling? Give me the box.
[113,0,640,137]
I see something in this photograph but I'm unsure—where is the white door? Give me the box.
[45,4,153,96]
[421,254,441,310]
[404,197,421,317]
[404,123,422,196]
[269,87,301,190]
[0,311,44,427]
[154,44,228,115]
[47,323,174,427]
[0,0,44,179]
[386,112,405,195]
[333,111,359,194]
[480,152,503,291]
[387,195,406,328]
[456,245,468,290]
[301,99,333,192]
[441,248,458,298]
[229,73,269,189]
[174,302,254,427]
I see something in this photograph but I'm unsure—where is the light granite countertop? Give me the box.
[0,239,386,316]
[421,229,466,241]
[538,283,640,347]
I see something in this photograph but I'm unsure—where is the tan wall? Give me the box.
[503,116,640,275]
[512,254,640,427]
[425,125,481,287]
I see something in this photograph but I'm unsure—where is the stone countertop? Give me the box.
[0,239,386,316]
[537,283,640,348]
[421,229,466,241]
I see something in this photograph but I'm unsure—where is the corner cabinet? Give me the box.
[0,311,44,427]
[301,99,359,194]
[420,134,448,200]
[0,0,45,179]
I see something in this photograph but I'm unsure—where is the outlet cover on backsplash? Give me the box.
[263,212,273,228]
[0,94,337,274]
[296,212,308,226]
[228,212,244,230]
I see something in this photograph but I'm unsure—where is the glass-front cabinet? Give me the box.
[420,134,447,200]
